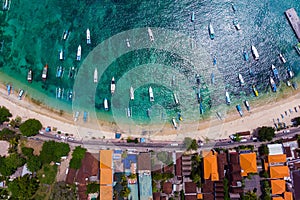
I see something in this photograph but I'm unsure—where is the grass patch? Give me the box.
[37,164,58,185]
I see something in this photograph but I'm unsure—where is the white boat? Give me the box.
[62,30,70,40]
[172,117,178,129]
[74,111,79,122]
[94,68,98,83]
[59,49,64,60]
[86,29,91,44]
[148,28,154,42]
[111,77,116,94]
[191,11,195,22]
[233,19,241,30]
[279,53,286,63]
[104,98,109,111]
[225,91,231,105]
[76,45,81,61]
[127,107,131,118]
[126,38,131,48]
[18,89,24,100]
[173,93,179,105]
[27,69,32,83]
[130,86,134,100]
[209,22,215,40]
[238,73,245,86]
[149,86,154,102]
[251,45,259,61]
[42,64,48,80]
[3,0,10,11]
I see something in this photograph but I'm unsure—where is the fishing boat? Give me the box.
[243,50,249,61]
[130,86,134,100]
[94,68,98,83]
[249,68,254,77]
[213,57,217,65]
[68,67,76,79]
[149,86,154,102]
[287,80,292,87]
[104,98,109,111]
[225,91,231,105]
[233,19,241,30]
[42,64,48,80]
[269,77,277,92]
[244,100,250,111]
[59,49,64,60]
[271,65,280,80]
[195,74,200,85]
[208,22,215,40]
[196,89,201,103]
[191,11,195,22]
[56,87,64,99]
[18,89,24,100]
[74,111,79,122]
[279,53,286,63]
[127,107,131,118]
[62,30,69,40]
[2,0,10,11]
[6,84,11,95]
[27,69,32,83]
[148,28,154,42]
[67,90,73,101]
[126,38,131,48]
[173,93,179,105]
[211,73,215,84]
[200,102,204,114]
[252,85,259,97]
[251,45,259,60]
[178,112,183,121]
[147,109,151,117]
[56,66,63,78]
[238,73,245,86]
[236,104,243,117]
[294,43,300,55]
[292,82,298,90]
[76,45,81,61]
[287,68,294,79]
[231,3,237,12]
[86,29,91,44]
[83,111,88,122]
[111,77,116,94]
[171,117,178,129]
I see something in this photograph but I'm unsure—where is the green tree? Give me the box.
[27,156,42,172]
[9,116,22,128]
[69,146,86,169]
[49,182,77,200]
[39,141,70,164]
[21,147,34,158]
[19,119,42,137]
[244,191,258,200]
[0,106,12,125]
[0,153,26,176]
[8,174,39,200]
[224,178,230,200]
[257,127,275,141]
[120,187,131,198]
[157,151,172,165]
[258,144,269,156]
[0,128,19,141]
[86,182,100,194]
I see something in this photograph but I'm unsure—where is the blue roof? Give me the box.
[114,149,122,154]
[115,133,121,139]
[138,174,153,200]
[123,154,137,169]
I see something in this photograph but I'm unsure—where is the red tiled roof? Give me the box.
[184,195,197,200]
[202,180,214,193]
[66,168,77,184]
[230,152,239,164]
[293,170,300,200]
[163,182,172,194]
[203,193,214,200]
[176,153,182,176]
[153,192,160,200]
[284,147,292,158]
[185,182,197,194]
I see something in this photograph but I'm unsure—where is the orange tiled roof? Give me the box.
[197,193,203,199]
[272,197,284,200]
[284,192,293,200]
[271,180,286,194]
[100,150,113,185]
[268,154,287,164]
[270,166,290,179]
[239,153,257,176]
[203,152,219,181]
[100,185,113,200]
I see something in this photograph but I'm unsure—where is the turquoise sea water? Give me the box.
[0,0,299,127]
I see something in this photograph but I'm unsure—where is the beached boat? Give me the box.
[56,87,64,99]
[126,38,131,48]
[56,66,63,78]
[251,45,259,60]
[86,29,91,44]
[200,102,204,114]
[294,43,300,55]
[68,67,76,79]
[6,84,11,95]
[147,109,151,117]
[104,98,109,111]
[231,3,237,12]
[94,68,98,83]
[213,57,217,65]
[287,80,292,87]
[243,50,249,61]
[233,19,241,30]
[74,111,79,122]
[83,111,88,122]
[171,117,177,129]
[225,91,231,105]
[238,73,245,86]
[195,74,200,85]
[173,93,179,105]
[211,73,215,84]
[127,107,131,118]
[111,77,116,94]
[2,0,10,11]
[59,49,64,60]
[287,68,294,79]
[42,64,48,80]
[148,28,154,42]
[279,53,286,63]
[76,45,81,61]
[269,77,277,92]
[130,86,134,100]
[191,11,195,22]
[252,85,259,97]
[178,112,183,121]
[244,100,250,111]
[149,86,154,102]
[197,89,201,103]
[271,65,280,80]
[292,82,298,90]
[208,22,215,40]
[27,69,32,83]
[249,68,254,77]
[18,89,24,100]
[62,30,69,40]
[236,104,243,117]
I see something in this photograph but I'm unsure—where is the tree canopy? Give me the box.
[257,126,275,141]
[69,146,86,169]
[8,174,39,200]
[49,182,77,200]
[0,128,19,141]
[0,106,12,125]
[0,153,26,176]
[39,141,70,164]
[183,137,198,151]
[19,119,42,137]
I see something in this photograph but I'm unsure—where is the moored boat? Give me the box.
[238,73,245,86]
[208,22,215,40]
[126,38,131,48]
[294,43,300,55]
[104,98,109,111]
[252,85,259,97]
[148,28,154,42]
[249,68,254,77]
[287,68,294,79]
[68,67,76,79]
[2,0,10,11]
[27,69,32,83]
[287,80,292,87]
[67,90,73,101]
[130,86,134,100]
[76,45,81,61]
[196,89,201,103]
[173,93,179,105]
[62,30,69,40]
[127,107,131,118]
[86,29,91,44]
[94,68,98,83]
[211,73,215,84]
[6,84,11,95]
[236,104,243,117]
[18,89,24,100]
[225,91,231,105]
[244,100,250,111]
[171,117,178,129]
[59,49,64,60]
[56,66,63,78]
[42,64,48,80]
[200,102,204,114]
[191,11,195,22]
[233,19,241,30]
[271,65,280,80]
[269,77,277,92]
[251,45,259,60]
[243,50,249,61]
[74,111,79,122]
[195,74,200,85]
[56,87,64,99]
[111,77,116,94]
[231,3,237,12]
[213,57,217,65]
[279,53,286,63]
[149,86,154,102]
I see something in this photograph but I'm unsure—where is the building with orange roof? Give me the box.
[269,166,290,179]
[99,150,113,200]
[272,197,284,200]
[271,180,286,195]
[239,152,257,176]
[99,185,113,200]
[203,151,219,181]
[284,192,293,200]
[268,154,287,165]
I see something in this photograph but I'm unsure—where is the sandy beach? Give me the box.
[0,82,300,142]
